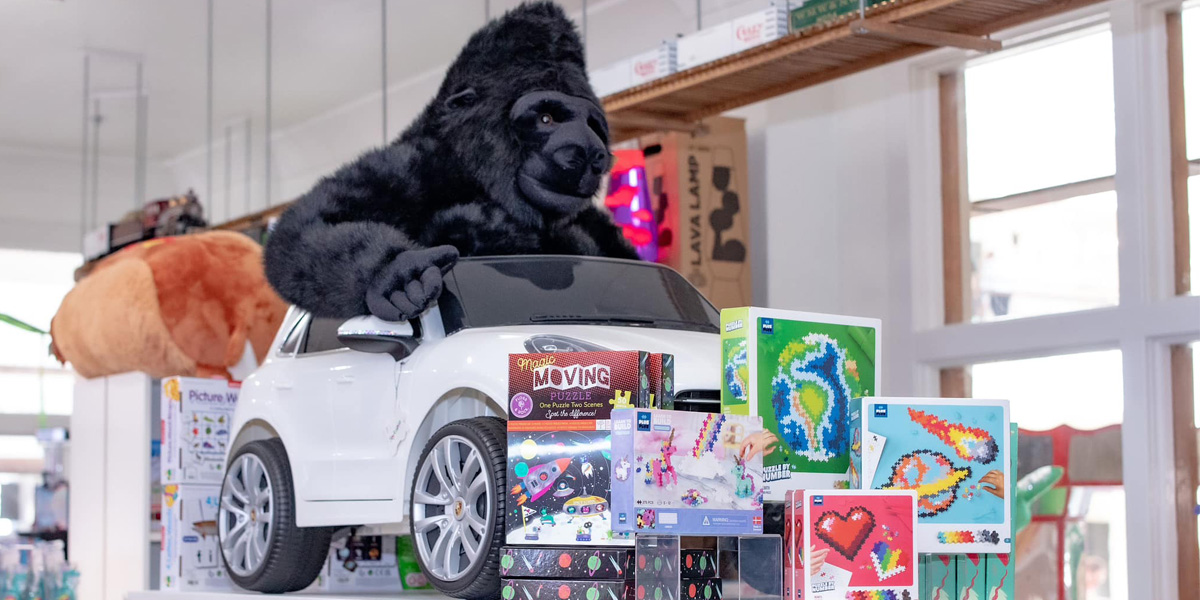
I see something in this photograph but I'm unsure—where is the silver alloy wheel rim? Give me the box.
[219,452,274,576]
[412,434,490,582]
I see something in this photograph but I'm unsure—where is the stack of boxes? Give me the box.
[677,4,791,70]
[159,377,239,591]
[590,41,678,97]
[500,547,636,600]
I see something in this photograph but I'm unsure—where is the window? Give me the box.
[956,29,1119,322]
[278,314,309,356]
[301,317,348,354]
[0,249,79,415]
[1179,5,1199,294]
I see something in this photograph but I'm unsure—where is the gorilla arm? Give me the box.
[264,145,458,321]
[568,205,640,259]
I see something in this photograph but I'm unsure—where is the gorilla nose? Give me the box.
[553,145,609,175]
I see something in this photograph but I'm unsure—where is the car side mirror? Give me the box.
[337,315,419,360]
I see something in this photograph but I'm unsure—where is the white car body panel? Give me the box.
[230,305,719,528]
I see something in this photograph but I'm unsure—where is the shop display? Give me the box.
[160,484,231,591]
[160,377,238,485]
[590,41,677,97]
[717,535,783,600]
[51,231,287,381]
[788,0,890,32]
[852,397,1012,553]
[500,547,635,580]
[501,578,635,600]
[396,536,433,590]
[923,555,955,600]
[676,5,790,70]
[506,351,647,546]
[680,549,718,579]
[721,307,881,497]
[611,408,765,535]
[803,490,917,600]
[324,534,402,593]
[640,117,752,309]
[0,541,78,600]
[635,535,680,600]
[642,353,676,409]
[263,2,638,324]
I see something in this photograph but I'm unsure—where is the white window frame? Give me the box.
[902,1,1200,598]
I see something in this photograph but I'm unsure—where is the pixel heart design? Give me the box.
[870,541,907,580]
[814,505,876,560]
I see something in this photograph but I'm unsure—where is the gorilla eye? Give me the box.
[539,113,554,125]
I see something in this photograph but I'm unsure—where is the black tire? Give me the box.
[219,438,334,593]
[410,416,508,599]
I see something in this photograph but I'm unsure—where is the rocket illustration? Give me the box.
[511,457,572,505]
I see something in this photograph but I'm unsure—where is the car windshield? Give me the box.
[439,256,719,334]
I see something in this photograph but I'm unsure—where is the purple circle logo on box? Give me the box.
[510,393,533,418]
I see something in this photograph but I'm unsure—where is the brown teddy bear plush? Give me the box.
[51,231,287,381]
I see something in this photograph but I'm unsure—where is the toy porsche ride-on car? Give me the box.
[216,256,721,598]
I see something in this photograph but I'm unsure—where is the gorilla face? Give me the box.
[508,91,611,215]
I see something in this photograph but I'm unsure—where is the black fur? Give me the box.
[264,1,637,321]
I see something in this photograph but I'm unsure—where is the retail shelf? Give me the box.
[127,592,448,600]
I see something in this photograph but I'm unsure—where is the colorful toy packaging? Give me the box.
[803,490,917,600]
[635,535,680,600]
[396,536,432,590]
[784,490,804,600]
[611,408,765,535]
[720,308,881,498]
[324,534,402,592]
[641,353,676,409]
[160,377,239,484]
[160,484,231,591]
[851,397,1012,553]
[500,547,634,580]
[506,351,648,546]
[501,578,635,600]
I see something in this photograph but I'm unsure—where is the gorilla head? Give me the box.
[401,1,610,223]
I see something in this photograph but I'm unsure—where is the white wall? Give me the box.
[0,146,175,253]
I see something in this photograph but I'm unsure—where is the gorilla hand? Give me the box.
[366,246,459,321]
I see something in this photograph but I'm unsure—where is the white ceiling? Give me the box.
[0,0,766,160]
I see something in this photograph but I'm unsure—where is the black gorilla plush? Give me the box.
[264,2,637,321]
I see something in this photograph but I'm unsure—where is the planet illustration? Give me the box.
[770,333,852,463]
[881,449,972,517]
[724,340,748,404]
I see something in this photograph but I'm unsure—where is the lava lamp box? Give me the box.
[161,377,239,485]
[502,578,635,600]
[853,397,1012,553]
[324,534,401,592]
[803,490,917,600]
[506,352,647,546]
[641,353,676,409]
[720,308,881,498]
[500,547,634,579]
[611,408,765,536]
[160,484,232,591]
[639,116,751,309]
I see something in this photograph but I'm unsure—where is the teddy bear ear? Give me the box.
[444,87,479,110]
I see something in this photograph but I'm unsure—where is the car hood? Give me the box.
[435,324,720,394]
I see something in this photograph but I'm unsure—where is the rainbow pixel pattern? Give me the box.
[846,591,910,600]
[907,409,999,464]
[869,541,906,580]
[936,529,1001,545]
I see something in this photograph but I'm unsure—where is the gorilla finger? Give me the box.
[426,245,460,273]
[404,279,427,306]
[388,290,421,319]
[366,293,402,322]
[418,266,444,301]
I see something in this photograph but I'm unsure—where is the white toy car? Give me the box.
[217,255,720,598]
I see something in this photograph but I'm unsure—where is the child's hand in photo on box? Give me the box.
[979,470,1005,499]
[808,546,829,577]
[739,430,779,461]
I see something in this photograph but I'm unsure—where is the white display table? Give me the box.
[127,592,448,600]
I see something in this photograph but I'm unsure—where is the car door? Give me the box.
[277,314,343,501]
[301,317,398,501]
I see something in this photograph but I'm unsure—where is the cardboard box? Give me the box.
[789,0,891,32]
[680,549,718,579]
[641,353,676,409]
[591,41,677,97]
[641,117,752,309]
[852,397,1012,553]
[325,534,402,592]
[611,408,764,536]
[500,547,634,579]
[160,484,232,591]
[677,5,790,70]
[925,555,956,600]
[396,535,433,590]
[506,352,647,546]
[161,377,239,485]
[681,578,722,600]
[720,308,881,497]
[956,554,985,599]
[502,578,635,600]
[783,490,804,600]
[984,425,1018,600]
[803,490,917,600]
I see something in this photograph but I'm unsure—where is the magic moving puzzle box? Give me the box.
[506,351,648,546]
[851,397,1012,554]
[611,408,765,535]
[720,307,881,498]
[804,490,918,600]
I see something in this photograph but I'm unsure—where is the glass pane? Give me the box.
[964,30,1115,200]
[0,249,81,369]
[971,349,1123,430]
[0,369,75,415]
[970,191,1118,322]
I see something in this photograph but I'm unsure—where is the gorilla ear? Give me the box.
[444,88,478,110]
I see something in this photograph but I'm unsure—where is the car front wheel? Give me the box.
[410,416,507,599]
[218,438,332,592]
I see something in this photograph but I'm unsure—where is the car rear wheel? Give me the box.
[218,438,333,592]
[411,416,507,599]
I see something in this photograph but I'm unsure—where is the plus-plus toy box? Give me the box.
[611,408,764,536]
[506,351,647,546]
[500,547,635,579]
[720,308,881,498]
[161,377,239,485]
[804,490,917,600]
[641,353,676,409]
[851,397,1012,554]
